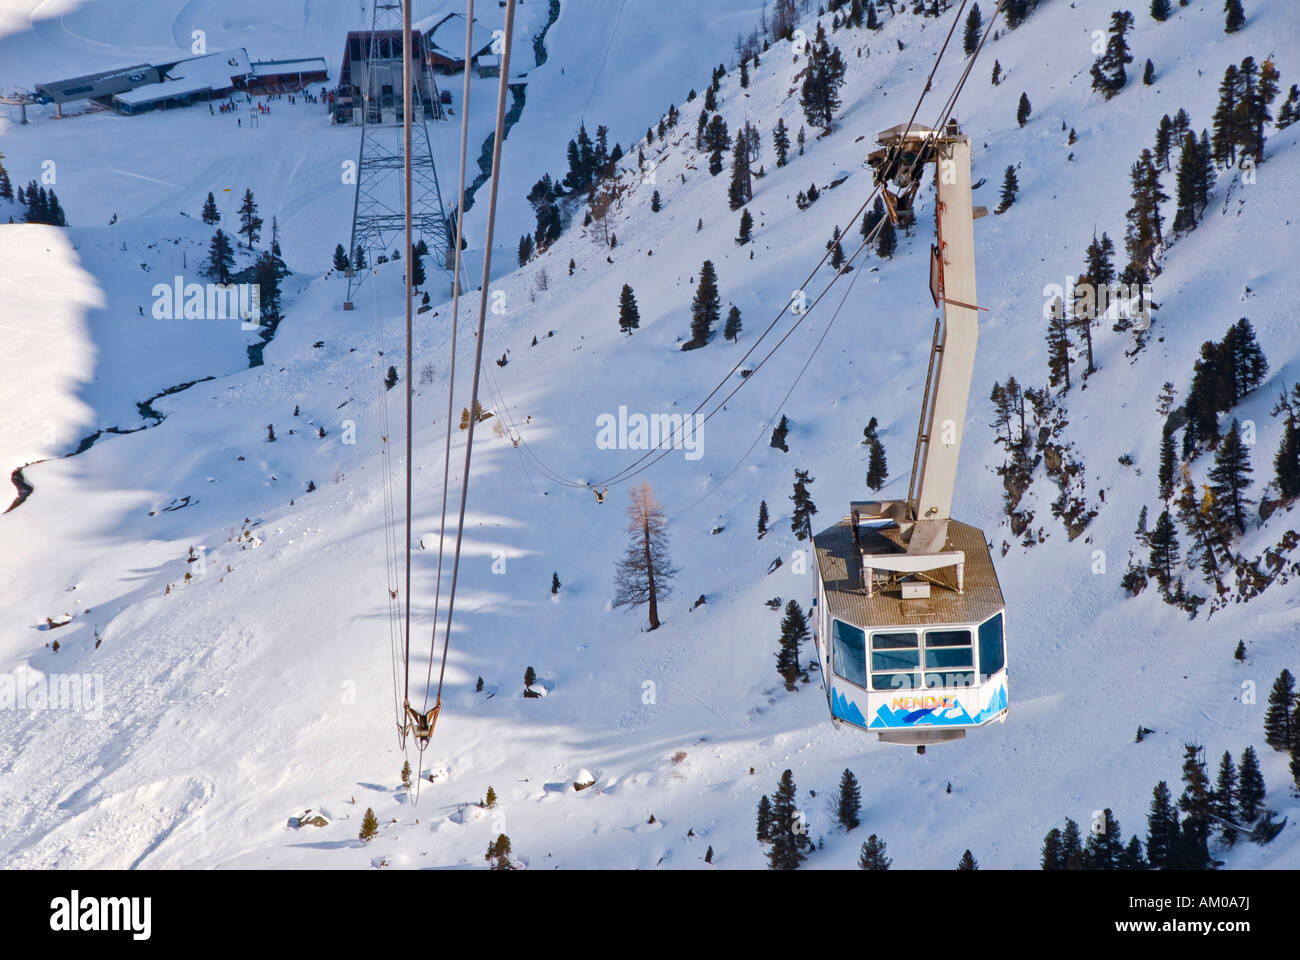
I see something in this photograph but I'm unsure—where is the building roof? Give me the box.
[114,49,250,104]
[427,12,496,58]
[250,58,328,76]
[812,515,1005,630]
[35,64,159,102]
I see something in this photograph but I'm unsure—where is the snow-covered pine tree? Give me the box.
[1264,669,1296,751]
[867,433,888,491]
[1147,509,1180,588]
[332,243,350,271]
[757,499,769,538]
[1237,746,1265,821]
[1150,0,1172,21]
[201,191,220,224]
[957,850,978,870]
[756,794,773,841]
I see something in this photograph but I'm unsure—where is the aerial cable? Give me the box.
[426,0,519,726]
[420,0,479,720]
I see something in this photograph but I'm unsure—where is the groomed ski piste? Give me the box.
[1,0,1298,869]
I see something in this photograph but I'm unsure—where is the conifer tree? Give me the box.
[518,233,533,266]
[1119,836,1148,870]
[207,228,235,284]
[1212,750,1238,844]
[799,25,847,130]
[1207,418,1252,536]
[827,225,846,269]
[757,499,770,538]
[618,283,641,334]
[790,468,817,540]
[1158,428,1177,502]
[1143,59,1155,86]
[867,433,888,492]
[1147,509,1180,588]
[963,3,982,57]
[1085,809,1124,870]
[1172,133,1201,233]
[1264,669,1296,751]
[1016,92,1032,127]
[353,245,367,271]
[401,760,412,789]
[875,215,897,258]
[1045,297,1072,392]
[1223,0,1244,33]
[1040,827,1064,870]
[728,131,753,209]
[332,243,350,271]
[776,600,809,689]
[990,59,1002,86]
[201,191,220,224]
[957,850,978,870]
[1275,414,1300,500]
[688,260,721,345]
[0,161,11,201]
[767,770,807,870]
[773,117,791,167]
[1125,149,1167,278]
[705,115,731,176]
[1150,0,1172,21]
[995,165,1018,213]
[1212,65,1242,166]
[836,769,862,830]
[771,414,790,452]
[1178,743,1214,868]
[1154,114,1174,171]
[1060,818,1083,869]
[858,834,891,869]
[1090,11,1135,99]
[724,304,743,342]
[1146,781,1179,868]
[236,188,262,249]
[359,807,379,842]
[737,208,754,245]
[756,794,773,841]
[551,572,561,595]
[1237,746,1265,821]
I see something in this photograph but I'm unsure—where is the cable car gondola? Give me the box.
[811,121,1009,750]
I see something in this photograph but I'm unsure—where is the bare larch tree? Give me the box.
[612,481,678,630]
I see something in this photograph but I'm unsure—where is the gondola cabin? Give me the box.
[809,121,1009,749]
[811,503,1007,747]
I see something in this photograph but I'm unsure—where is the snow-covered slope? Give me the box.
[1,0,1298,870]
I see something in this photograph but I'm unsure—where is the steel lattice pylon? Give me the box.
[343,0,451,304]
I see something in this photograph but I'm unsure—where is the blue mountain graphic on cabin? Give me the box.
[830,688,867,727]
[869,684,1008,728]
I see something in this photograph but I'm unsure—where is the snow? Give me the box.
[1,0,1298,871]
